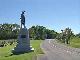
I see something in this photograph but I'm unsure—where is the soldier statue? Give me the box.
[20,11,26,28]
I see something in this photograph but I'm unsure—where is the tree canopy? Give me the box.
[0,23,20,40]
[29,25,58,40]
[0,23,78,41]
[0,24,58,40]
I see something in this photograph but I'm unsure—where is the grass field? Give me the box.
[69,37,80,48]
[0,40,43,60]
[57,37,80,48]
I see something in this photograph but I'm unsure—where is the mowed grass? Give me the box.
[69,37,80,48]
[0,40,43,60]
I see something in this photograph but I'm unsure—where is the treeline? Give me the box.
[56,27,80,44]
[76,33,80,38]
[0,23,20,40]
[0,23,58,40]
[29,25,58,40]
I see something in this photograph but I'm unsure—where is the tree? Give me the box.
[57,27,73,44]
[29,25,58,40]
[76,33,80,38]
[29,25,46,40]
[0,23,20,40]
[0,24,58,40]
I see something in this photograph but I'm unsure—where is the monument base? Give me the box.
[12,28,34,54]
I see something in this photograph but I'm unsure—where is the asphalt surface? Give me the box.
[37,39,80,60]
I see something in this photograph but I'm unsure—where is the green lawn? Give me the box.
[69,37,80,48]
[0,40,43,60]
[57,37,80,48]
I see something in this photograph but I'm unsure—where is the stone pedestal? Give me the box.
[12,28,32,54]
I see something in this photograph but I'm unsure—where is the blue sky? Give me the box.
[0,0,80,34]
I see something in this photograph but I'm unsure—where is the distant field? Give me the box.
[69,37,80,48]
[57,37,80,48]
[0,40,43,60]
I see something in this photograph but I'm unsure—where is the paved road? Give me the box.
[37,39,80,60]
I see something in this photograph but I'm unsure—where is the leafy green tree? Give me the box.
[0,23,58,40]
[76,33,80,38]
[29,26,36,39]
[0,23,20,40]
[29,25,58,40]
[57,27,73,44]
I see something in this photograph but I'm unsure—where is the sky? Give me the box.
[0,0,80,34]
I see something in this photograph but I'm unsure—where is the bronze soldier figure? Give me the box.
[20,11,25,28]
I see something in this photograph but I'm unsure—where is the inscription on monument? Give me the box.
[21,35,26,38]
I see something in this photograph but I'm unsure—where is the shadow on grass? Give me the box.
[5,50,34,57]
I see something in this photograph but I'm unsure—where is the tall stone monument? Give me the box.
[12,11,33,54]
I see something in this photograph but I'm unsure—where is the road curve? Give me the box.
[37,39,80,60]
